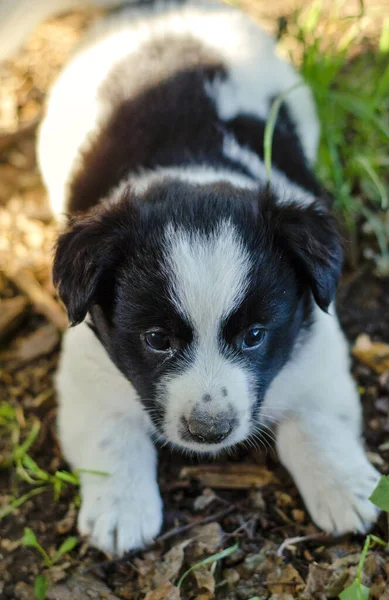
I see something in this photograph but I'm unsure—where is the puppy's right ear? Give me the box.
[53,203,134,326]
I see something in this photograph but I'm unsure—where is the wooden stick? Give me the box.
[3,263,68,331]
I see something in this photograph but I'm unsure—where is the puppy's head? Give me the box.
[53,180,342,453]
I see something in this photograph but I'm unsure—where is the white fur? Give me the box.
[57,323,162,556]
[165,221,251,326]
[260,305,380,534]
[128,165,257,195]
[161,221,254,451]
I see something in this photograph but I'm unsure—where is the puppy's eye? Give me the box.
[144,331,172,352]
[242,326,266,350]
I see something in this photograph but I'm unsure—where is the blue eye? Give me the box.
[242,326,266,349]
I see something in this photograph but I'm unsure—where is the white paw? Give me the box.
[78,477,163,556]
[304,463,381,535]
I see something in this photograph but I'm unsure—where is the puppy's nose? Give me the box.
[187,412,234,444]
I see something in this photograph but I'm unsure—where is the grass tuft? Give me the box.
[280,0,389,273]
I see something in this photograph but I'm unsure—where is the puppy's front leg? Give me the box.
[77,417,162,556]
[57,324,163,556]
[273,310,380,534]
[277,413,380,534]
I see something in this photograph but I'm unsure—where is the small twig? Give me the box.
[277,533,327,557]
[224,518,255,538]
[156,504,237,544]
[3,263,68,331]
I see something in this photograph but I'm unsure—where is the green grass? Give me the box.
[22,528,78,600]
[281,0,389,273]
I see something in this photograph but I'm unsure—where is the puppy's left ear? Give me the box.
[266,199,343,311]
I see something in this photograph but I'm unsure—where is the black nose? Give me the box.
[186,413,234,444]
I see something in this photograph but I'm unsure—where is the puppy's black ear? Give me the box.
[264,196,343,311]
[53,204,133,326]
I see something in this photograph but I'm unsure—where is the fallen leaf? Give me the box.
[194,488,217,511]
[47,574,121,600]
[303,563,332,597]
[144,580,180,600]
[191,523,223,554]
[353,334,389,375]
[152,541,187,586]
[180,463,278,489]
[193,565,215,596]
[266,564,305,594]
[15,323,59,362]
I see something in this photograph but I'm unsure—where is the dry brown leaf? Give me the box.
[193,488,217,511]
[180,463,278,489]
[15,323,59,362]
[267,564,305,594]
[353,334,389,374]
[193,565,215,597]
[144,580,180,600]
[191,523,223,555]
[152,541,187,586]
[47,574,121,600]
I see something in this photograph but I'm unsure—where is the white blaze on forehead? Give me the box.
[164,220,252,335]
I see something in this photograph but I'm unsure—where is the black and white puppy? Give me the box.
[3,0,380,555]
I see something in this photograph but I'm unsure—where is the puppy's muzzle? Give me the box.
[183,406,238,444]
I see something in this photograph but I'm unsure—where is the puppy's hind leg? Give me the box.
[268,308,380,534]
[56,322,163,556]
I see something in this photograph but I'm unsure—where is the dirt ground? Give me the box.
[1,2,389,599]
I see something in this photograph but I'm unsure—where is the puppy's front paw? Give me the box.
[305,462,380,535]
[78,477,163,556]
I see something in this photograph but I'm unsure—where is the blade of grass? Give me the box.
[0,485,49,520]
[177,543,238,589]
[52,536,78,565]
[332,92,389,140]
[22,528,51,568]
[264,83,302,182]
[356,157,388,209]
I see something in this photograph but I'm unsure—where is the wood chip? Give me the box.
[353,334,389,374]
[180,464,278,489]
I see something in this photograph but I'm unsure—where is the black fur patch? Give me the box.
[68,36,322,214]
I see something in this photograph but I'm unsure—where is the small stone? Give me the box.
[291,509,305,523]
[15,582,35,600]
